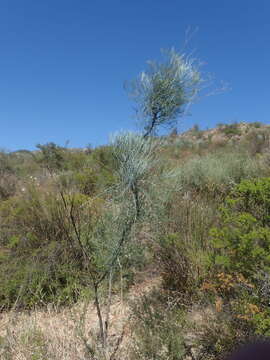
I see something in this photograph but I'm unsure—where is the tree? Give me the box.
[52,133,159,360]
[125,48,203,137]
[36,142,66,173]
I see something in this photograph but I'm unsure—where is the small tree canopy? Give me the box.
[125,48,202,137]
[36,142,66,172]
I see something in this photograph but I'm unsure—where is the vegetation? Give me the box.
[1,46,270,359]
[125,48,203,137]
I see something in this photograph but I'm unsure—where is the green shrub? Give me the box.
[221,123,241,137]
[226,177,270,226]
[64,150,88,171]
[90,145,115,171]
[178,151,262,196]
[36,142,67,173]
[0,186,100,309]
[129,290,187,360]
[207,178,270,337]
[58,168,99,195]
[210,215,270,277]
[0,253,86,309]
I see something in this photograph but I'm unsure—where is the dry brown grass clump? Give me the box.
[0,276,161,360]
[0,302,129,359]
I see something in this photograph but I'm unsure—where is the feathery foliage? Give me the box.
[126,48,202,137]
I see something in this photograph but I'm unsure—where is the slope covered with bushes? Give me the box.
[1,122,270,359]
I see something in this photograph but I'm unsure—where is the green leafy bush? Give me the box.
[36,142,67,173]
[208,178,270,337]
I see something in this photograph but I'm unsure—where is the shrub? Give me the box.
[129,290,187,360]
[207,178,270,337]
[250,121,262,128]
[58,168,99,196]
[90,145,115,170]
[189,124,204,139]
[64,150,88,171]
[177,150,262,196]
[0,173,17,200]
[0,152,17,199]
[156,233,203,298]
[245,130,269,155]
[36,142,67,173]
[221,123,241,137]
[226,177,270,225]
[0,186,101,309]
[0,254,86,309]
[196,310,255,360]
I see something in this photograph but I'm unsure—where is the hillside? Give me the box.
[1,122,270,359]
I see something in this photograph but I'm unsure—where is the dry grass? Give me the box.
[0,276,161,360]
[0,300,128,359]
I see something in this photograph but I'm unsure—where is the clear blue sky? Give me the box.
[0,0,269,151]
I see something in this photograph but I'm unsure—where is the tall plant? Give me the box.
[125,48,203,137]
[55,133,159,359]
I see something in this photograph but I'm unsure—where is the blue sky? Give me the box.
[0,0,269,151]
